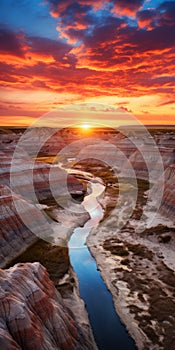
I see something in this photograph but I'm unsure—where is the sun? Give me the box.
[81,123,91,130]
[78,123,93,135]
[79,123,92,133]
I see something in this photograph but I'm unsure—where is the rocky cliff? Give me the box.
[0,155,83,202]
[0,185,45,267]
[0,127,174,350]
[153,164,175,223]
[0,262,94,350]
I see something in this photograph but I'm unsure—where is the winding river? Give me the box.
[68,178,137,350]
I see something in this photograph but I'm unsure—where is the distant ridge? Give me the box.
[0,127,14,134]
[119,124,175,129]
[0,124,175,134]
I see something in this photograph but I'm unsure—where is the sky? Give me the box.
[0,0,175,127]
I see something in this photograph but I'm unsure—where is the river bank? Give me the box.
[39,165,175,350]
[6,238,97,350]
[1,126,174,349]
[68,180,136,349]
[46,164,175,350]
[87,197,175,350]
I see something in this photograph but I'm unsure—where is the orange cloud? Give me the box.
[1,1,175,126]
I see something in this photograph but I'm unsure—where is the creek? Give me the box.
[68,178,137,350]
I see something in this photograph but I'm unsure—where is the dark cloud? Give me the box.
[126,24,175,52]
[1,0,175,101]
[0,27,26,57]
[28,36,73,62]
[48,0,92,20]
[112,0,144,15]
[48,0,144,16]
[47,0,96,47]
[0,24,75,67]
[137,1,175,28]
[137,9,158,29]
[59,1,91,24]
[46,0,175,64]
[69,16,123,49]
[75,18,175,73]
[150,75,175,86]
[158,1,175,26]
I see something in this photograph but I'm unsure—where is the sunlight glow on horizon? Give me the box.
[0,1,175,127]
[80,123,91,130]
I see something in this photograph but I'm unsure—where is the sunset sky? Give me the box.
[0,0,175,127]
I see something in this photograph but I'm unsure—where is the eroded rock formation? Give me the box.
[0,127,174,350]
[0,262,94,350]
[153,164,175,223]
[0,156,83,202]
[0,185,44,267]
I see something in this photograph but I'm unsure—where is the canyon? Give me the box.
[0,126,175,349]
[0,262,94,350]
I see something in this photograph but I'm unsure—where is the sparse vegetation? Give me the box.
[130,178,149,220]
[157,262,175,288]
[116,256,175,349]
[5,239,72,295]
[121,258,130,265]
[103,239,129,256]
[159,234,171,243]
[126,242,153,260]
[142,224,175,237]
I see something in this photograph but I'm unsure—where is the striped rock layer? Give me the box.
[151,164,175,223]
[0,185,43,268]
[0,262,93,350]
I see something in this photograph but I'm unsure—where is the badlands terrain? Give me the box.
[0,125,175,349]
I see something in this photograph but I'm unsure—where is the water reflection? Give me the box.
[68,179,137,350]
